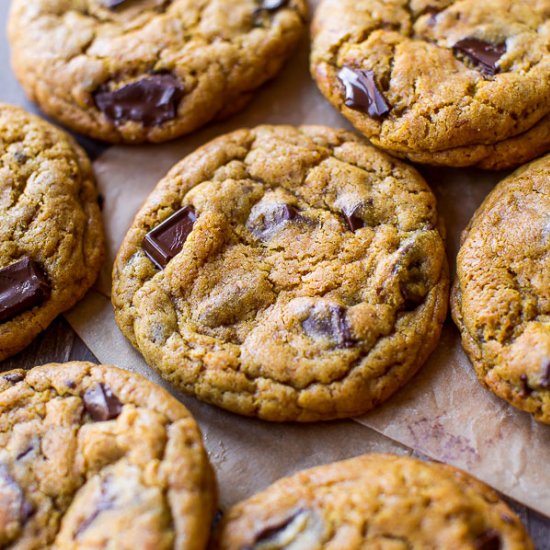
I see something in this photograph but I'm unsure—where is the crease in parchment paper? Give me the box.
[65,5,550,517]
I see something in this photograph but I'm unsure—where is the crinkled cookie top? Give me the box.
[112,125,448,421]
[311,0,550,169]
[8,0,307,143]
[452,153,550,423]
[0,362,216,550]
[0,103,104,361]
[216,454,534,549]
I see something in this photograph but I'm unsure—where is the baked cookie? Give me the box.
[112,125,449,421]
[0,361,216,549]
[452,154,550,423]
[311,0,550,169]
[8,0,307,144]
[0,104,104,361]
[215,454,533,549]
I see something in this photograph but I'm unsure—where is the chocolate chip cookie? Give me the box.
[112,125,449,421]
[0,104,104,361]
[311,0,550,169]
[452,154,550,424]
[0,361,216,549]
[8,0,307,144]
[215,454,533,549]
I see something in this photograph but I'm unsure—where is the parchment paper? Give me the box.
[66,0,550,517]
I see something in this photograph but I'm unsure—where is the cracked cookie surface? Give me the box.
[452,154,550,424]
[0,361,216,550]
[311,0,550,169]
[112,125,449,421]
[215,453,533,550]
[0,104,104,361]
[8,0,307,144]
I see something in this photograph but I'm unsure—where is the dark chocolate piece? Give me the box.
[338,66,390,119]
[343,205,365,232]
[251,510,305,546]
[519,374,533,398]
[75,479,115,538]
[20,500,35,523]
[475,530,501,550]
[102,0,128,8]
[539,359,550,389]
[302,304,354,347]
[453,38,506,77]
[94,73,184,127]
[247,203,299,239]
[3,372,25,384]
[83,384,123,422]
[142,206,197,269]
[0,258,51,324]
[16,445,34,461]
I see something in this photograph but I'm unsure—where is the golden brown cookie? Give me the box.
[452,154,550,423]
[8,0,307,144]
[112,125,449,421]
[215,453,533,549]
[0,362,216,549]
[311,0,550,169]
[0,104,104,361]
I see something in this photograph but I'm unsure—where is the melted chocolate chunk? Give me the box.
[251,510,305,545]
[3,372,25,384]
[75,478,115,538]
[94,73,184,127]
[475,530,501,550]
[20,500,35,522]
[343,205,365,232]
[453,38,506,76]
[519,374,533,398]
[83,384,123,422]
[16,445,34,461]
[539,359,550,389]
[338,66,390,119]
[0,258,51,324]
[142,206,197,269]
[302,304,354,348]
[247,203,300,239]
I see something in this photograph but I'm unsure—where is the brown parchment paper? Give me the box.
[65,0,550,516]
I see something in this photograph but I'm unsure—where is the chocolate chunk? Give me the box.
[0,258,51,324]
[75,479,115,538]
[16,445,34,461]
[83,384,123,422]
[519,374,533,398]
[251,510,305,545]
[102,0,127,8]
[3,372,25,384]
[453,38,506,76]
[302,304,354,348]
[475,530,501,550]
[343,205,365,232]
[142,206,197,269]
[0,464,33,525]
[539,359,550,389]
[338,66,390,119]
[94,73,184,127]
[20,500,34,522]
[247,203,300,239]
